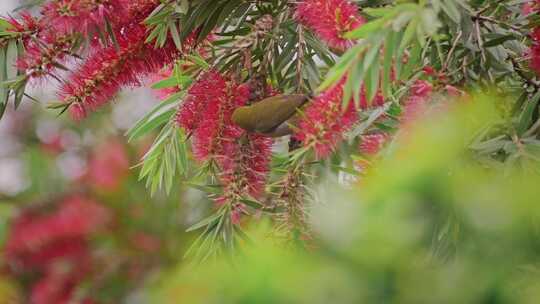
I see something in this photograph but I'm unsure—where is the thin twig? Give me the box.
[442,30,462,72]
[509,56,540,90]
[296,24,305,93]
[473,15,521,32]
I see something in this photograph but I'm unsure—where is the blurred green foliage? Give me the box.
[152,93,540,303]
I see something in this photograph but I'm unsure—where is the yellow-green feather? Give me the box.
[232,94,308,133]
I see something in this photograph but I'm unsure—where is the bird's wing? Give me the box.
[254,94,307,132]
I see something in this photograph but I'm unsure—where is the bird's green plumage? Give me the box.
[232,94,308,134]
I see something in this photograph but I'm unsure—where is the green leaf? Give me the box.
[185,182,223,195]
[382,31,397,98]
[0,47,7,120]
[483,34,517,48]
[186,209,225,232]
[517,92,540,136]
[151,77,179,89]
[105,17,119,51]
[365,55,381,106]
[349,59,365,110]
[187,54,210,69]
[318,43,366,92]
[240,197,264,210]
[127,92,182,141]
[440,0,462,23]
[0,19,13,30]
[345,17,387,40]
[168,20,182,50]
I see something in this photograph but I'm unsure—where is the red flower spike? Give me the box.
[87,139,130,191]
[190,78,249,162]
[41,0,128,35]
[401,80,434,125]
[528,2,540,75]
[5,196,111,258]
[218,133,273,200]
[59,24,180,119]
[296,0,364,51]
[176,71,228,135]
[295,79,358,159]
[17,33,78,81]
[4,196,108,304]
[4,12,43,43]
[359,133,389,156]
[179,75,272,221]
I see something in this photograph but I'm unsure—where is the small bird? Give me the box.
[232,94,310,137]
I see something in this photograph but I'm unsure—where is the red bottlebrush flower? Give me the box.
[218,133,273,199]
[175,71,228,134]
[17,32,78,80]
[401,80,434,125]
[444,84,465,97]
[522,1,539,15]
[4,11,43,43]
[41,0,128,35]
[4,196,106,304]
[30,252,93,304]
[5,196,110,258]
[359,133,389,155]
[14,238,90,270]
[129,232,161,253]
[190,76,249,162]
[422,66,436,76]
[295,79,358,158]
[529,43,540,75]
[59,24,179,119]
[295,0,364,51]
[31,271,74,304]
[124,0,161,24]
[359,87,385,109]
[178,74,272,220]
[530,28,540,75]
[87,139,130,191]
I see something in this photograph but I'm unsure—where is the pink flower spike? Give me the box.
[401,80,434,125]
[359,133,389,156]
[295,79,358,159]
[41,0,128,35]
[295,0,364,51]
[59,24,179,119]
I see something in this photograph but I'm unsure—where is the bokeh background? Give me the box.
[2,1,540,304]
[0,2,205,302]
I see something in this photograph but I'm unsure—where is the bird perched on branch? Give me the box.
[232,94,310,137]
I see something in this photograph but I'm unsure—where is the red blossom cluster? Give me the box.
[295,77,384,159]
[4,12,43,45]
[41,0,128,35]
[526,1,540,74]
[175,72,272,220]
[16,32,79,80]
[295,80,357,158]
[359,133,389,155]
[4,196,111,304]
[295,0,364,51]
[3,11,73,81]
[176,71,229,136]
[531,30,540,75]
[357,80,434,159]
[86,139,130,191]
[3,0,189,119]
[401,80,434,125]
[60,23,179,119]
[523,1,539,15]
